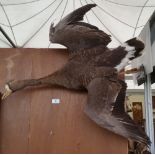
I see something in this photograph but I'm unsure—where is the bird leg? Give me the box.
[2,69,82,100]
[125,68,142,74]
[124,66,145,75]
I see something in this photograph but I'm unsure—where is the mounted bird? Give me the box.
[1,4,150,146]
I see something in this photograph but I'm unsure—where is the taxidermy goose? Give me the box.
[1,4,150,145]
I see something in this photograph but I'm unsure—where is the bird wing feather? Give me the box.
[84,77,150,145]
[58,4,97,25]
[49,4,111,52]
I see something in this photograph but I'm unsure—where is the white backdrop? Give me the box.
[0,0,155,48]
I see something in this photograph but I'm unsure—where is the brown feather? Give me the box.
[49,4,111,52]
[112,80,150,145]
[84,78,150,145]
[61,4,97,25]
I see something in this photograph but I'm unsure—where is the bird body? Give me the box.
[2,3,150,146]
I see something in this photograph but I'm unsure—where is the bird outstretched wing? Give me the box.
[49,4,111,52]
[84,78,150,145]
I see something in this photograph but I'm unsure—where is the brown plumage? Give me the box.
[49,4,111,52]
[2,4,150,145]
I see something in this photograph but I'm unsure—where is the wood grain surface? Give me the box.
[0,48,128,153]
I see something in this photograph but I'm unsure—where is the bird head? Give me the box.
[125,37,145,59]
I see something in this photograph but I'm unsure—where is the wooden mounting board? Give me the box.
[0,48,128,153]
